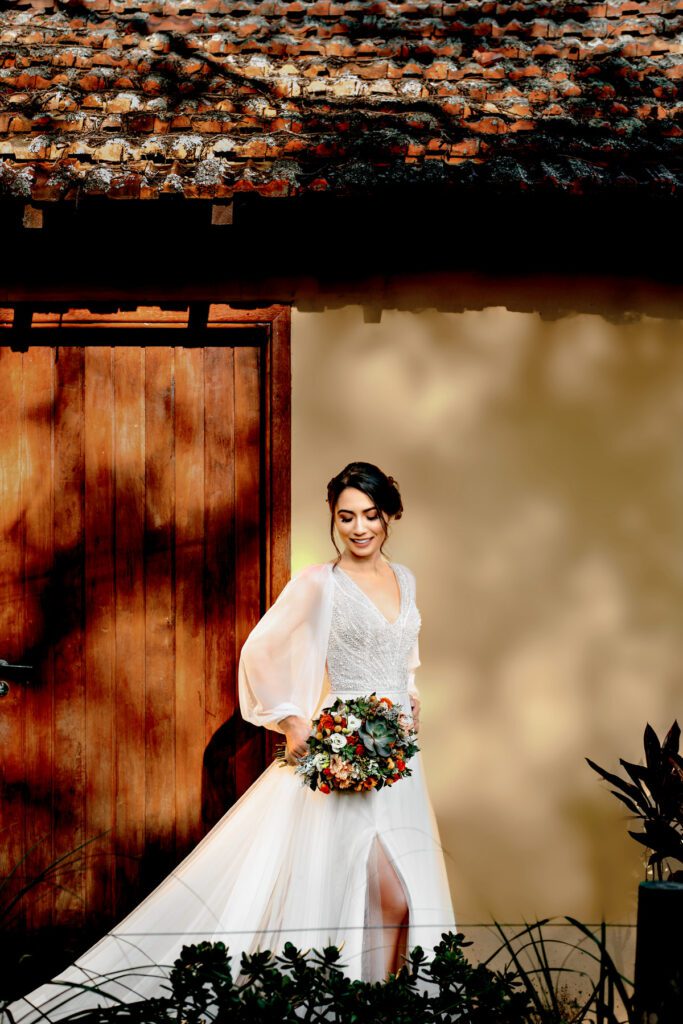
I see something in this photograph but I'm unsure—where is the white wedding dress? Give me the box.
[5,560,456,1022]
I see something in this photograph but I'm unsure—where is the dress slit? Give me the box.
[361,831,413,982]
[4,559,458,1024]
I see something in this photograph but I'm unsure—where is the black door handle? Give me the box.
[0,660,34,697]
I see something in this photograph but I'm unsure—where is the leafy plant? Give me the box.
[4,933,533,1024]
[0,832,101,933]
[586,720,683,882]
[4,922,636,1024]
[485,917,635,1024]
[0,830,109,1008]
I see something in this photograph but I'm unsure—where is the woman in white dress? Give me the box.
[4,461,456,1022]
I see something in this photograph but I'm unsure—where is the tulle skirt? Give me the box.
[5,691,456,1022]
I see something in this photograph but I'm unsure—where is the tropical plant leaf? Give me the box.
[643,723,662,775]
[618,759,650,786]
[609,790,643,817]
[585,758,644,804]
[627,829,653,849]
[645,827,683,862]
[663,719,681,757]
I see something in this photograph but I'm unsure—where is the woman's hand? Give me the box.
[278,715,312,763]
[409,696,421,734]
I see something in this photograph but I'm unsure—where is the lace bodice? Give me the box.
[325,562,421,697]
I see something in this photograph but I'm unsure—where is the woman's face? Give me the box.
[334,487,388,560]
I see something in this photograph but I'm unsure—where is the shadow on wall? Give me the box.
[291,304,683,926]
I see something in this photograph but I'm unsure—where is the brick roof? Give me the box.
[1,0,681,201]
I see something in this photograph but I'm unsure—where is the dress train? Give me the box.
[5,748,455,1023]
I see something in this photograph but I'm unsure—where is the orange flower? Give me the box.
[379,697,393,708]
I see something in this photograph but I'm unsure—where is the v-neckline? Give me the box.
[334,561,403,626]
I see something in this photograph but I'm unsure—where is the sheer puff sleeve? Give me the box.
[238,563,335,734]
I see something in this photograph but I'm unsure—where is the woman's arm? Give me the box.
[405,566,422,733]
[407,635,421,734]
[238,564,334,742]
[277,713,312,761]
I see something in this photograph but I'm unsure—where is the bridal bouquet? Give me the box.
[276,693,419,794]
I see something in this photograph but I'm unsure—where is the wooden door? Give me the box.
[0,305,290,936]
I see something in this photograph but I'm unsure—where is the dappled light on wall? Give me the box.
[291,305,683,926]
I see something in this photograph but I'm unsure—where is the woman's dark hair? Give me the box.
[326,462,403,564]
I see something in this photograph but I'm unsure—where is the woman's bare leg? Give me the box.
[376,838,409,977]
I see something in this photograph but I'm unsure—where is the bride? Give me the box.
[5,461,456,1022]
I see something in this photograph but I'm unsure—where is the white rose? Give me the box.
[329,733,348,752]
[346,713,363,732]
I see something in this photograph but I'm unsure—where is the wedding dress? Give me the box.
[5,560,456,1022]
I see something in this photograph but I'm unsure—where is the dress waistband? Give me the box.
[322,689,410,701]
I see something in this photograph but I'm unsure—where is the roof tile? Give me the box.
[1,0,680,198]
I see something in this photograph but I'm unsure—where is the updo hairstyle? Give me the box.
[326,461,403,563]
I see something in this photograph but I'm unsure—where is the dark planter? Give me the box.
[633,880,683,1024]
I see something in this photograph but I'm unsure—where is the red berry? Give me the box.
[355,744,364,755]
[323,768,332,776]
[319,782,330,794]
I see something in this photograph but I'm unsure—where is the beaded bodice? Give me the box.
[325,562,421,696]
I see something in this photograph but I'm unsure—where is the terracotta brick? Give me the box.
[509,118,535,131]
[9,115,33,131]
[509,65,544,80]
[440,100,471,116]
[467,116,505,133]
[0,0,678,198]
[449,138,479,155]
[506,101,532,116]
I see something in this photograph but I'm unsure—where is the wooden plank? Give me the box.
[204,348,235,744]
[175,347,206,856]
[143,348,176,885]
[84,347,116,928]
[202,348,236,827]
[234,345,263,796]
[263,312,292,765]
[22,347,55,930]
[53,346,86,928]
[208,305,285,324]
[113,347,146,914]
[268,308,291,604]
[0,348,26,931]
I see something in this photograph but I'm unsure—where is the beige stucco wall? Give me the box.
[291,304,683,928]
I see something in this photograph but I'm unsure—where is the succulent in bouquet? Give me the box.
[276,692,419,794]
